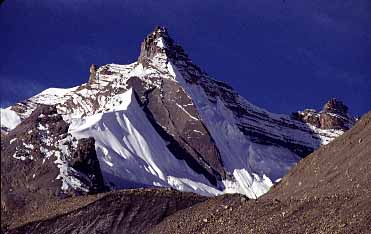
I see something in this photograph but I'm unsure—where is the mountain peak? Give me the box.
[137,26,204,85]
[152,25,169,38]
[138,26,172,65]
[137,26,193,70]
[147,25,171,45]
[2,26,356,209]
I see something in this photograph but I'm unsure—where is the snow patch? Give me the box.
[175,103,199,121]
[155,37,166,49]
[9,138,17,144]
[23,143,34,150]
[0,108,21,131]
[193,130,204,135]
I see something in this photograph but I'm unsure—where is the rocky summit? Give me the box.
[0,27,364,233]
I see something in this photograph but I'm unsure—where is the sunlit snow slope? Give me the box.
[69,88,221,196]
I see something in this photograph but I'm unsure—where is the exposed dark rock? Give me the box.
[127,76,225,185]
[1,105,106,229]
[291,109,321,128]
[138,26,170,66]
[89,64,97,83]
[323,98,348,115]
[293,98,355,130]
[70,137,106,193]
[320,98,354,130]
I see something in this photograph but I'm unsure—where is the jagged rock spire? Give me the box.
[89,64,97,83]
[153,26,169,38]
[322,98,349,116]
[137,26,192,67]
[137,26,204,84]
[320,98,354,130]
[138,26,171,66]
[293,98,355,130]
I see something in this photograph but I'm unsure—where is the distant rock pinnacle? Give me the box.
[89,64,97,83]
[293,98,355,130]
[322,98,349,116]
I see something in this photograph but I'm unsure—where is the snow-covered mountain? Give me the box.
[1,26,355,200]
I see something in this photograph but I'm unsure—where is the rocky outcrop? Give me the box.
[292,109,321,128]
[323,98,348,115]
[70,137,106,193]
[320,98,354,130]
[89,64,97,83]
[138,26,169,66]
[293,98,355,130]
[127,77,225,186]
[1,105,106,228]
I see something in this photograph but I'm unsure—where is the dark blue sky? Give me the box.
[1,0,370,116]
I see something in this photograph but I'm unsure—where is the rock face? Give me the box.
[2,26,355,199]
[320,98,354,129]
[138,26,169,65]
[70,137,105,193]
[1,105,106,227]
[127,77,225,186]
[293,98,355,130]
[323,98,348,115]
